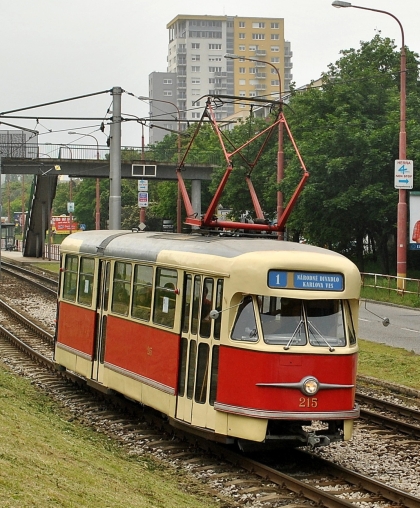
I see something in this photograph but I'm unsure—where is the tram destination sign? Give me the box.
[268,271,344,291]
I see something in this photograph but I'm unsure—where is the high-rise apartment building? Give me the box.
[148,15,292,144]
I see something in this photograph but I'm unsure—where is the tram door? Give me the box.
[92,260,110,383]
[176,274,223,429]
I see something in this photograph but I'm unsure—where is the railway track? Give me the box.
[0,259,58,297]
[0,266,420,506]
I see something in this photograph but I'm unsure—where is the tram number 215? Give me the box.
[299,397,318,408]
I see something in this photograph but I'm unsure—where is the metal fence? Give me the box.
[361,272,420,297]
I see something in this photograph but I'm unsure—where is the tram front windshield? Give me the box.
[232,295,355,347]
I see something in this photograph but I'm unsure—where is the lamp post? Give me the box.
[139,96,182,232]
[332,0,407,287]
[68,132,101,230]
[224,53,284,239]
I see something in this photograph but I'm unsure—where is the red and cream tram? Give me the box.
[54,230,361,448]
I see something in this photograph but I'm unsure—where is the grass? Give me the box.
[0,362,220,508]
[33,262,60,274]
[358,339,420,390]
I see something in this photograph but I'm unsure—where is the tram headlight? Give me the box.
[302,377,319,395]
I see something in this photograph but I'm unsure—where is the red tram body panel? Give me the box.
[104,316,180,394]
[216,346,357,414]
[56,302,96,358]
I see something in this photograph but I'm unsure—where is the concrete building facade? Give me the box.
[148,15,292,145]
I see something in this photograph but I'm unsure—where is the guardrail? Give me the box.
[361,272,420,297]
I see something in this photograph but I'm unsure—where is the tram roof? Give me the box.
[61,230,354,264]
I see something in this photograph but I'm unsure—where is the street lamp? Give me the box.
[138,96,182,232]
[68,131,101,230]
[224,53,284,239]
[332,1,407,287]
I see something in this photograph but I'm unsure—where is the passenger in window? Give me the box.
[200,286,212,337]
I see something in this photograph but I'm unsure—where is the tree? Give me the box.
[282,34,420,272]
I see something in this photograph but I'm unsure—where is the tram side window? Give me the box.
[111,262,132,316]
[199,278,214,338]
[231,295,259,342]
[194,343,209,404]
[62,254,78,302]
[153,268,178,328]
[132,265,153,321]
[182,275,193,333]
[306,300,346,347]
[213,279,224,340]
[260,297,306,345]
[209,345,219,406]
[344,301,357,345]
[191,276,202,335]
[77,257,95,306]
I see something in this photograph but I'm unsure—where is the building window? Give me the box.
[249,92,256,97]
[239,33,245,39]
[271,34,280,40]
[271,80,280,86]
[249,45,257,52]
[249,68,257,74]
[239,21,245,27]
[271,46,280,52]
[191,54,200,61]
[192,43,200,49]
[209,66,222,72]
[239,79,246,85]
[192,78,201,84]
[192,89,200,95]
[239,67,246,74]
[252,22,265,28]
[163,90,173,96]
[271,22,279,29]
[252,34,265,40]
[191,66,200,72]
[209,43,222,50]
[209,56,222,61]
[239,45,245,51]
[163,78,172,84]
[271,57,280,63]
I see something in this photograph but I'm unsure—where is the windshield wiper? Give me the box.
[283,319,305,350]
[307,321,335,352]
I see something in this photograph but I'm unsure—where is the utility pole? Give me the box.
[109,86,122,230]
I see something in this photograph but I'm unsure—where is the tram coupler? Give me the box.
[307,433,331,448]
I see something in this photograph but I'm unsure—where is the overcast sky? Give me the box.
[1,0,419,147]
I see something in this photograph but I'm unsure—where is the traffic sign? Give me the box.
[138,192,149,208]
[138,179,148,192]
[395,159,413,189]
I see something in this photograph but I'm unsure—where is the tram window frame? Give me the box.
[111,262,132,316]
[62,254,78,302]
[77,257,95,306]
[132,264,153,321]
[152,267,178,328]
